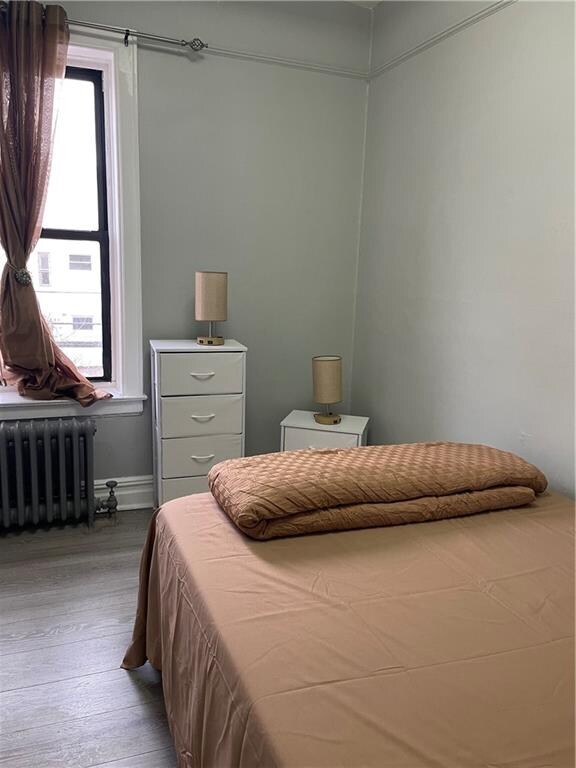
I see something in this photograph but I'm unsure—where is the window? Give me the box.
[69,254,92,271]
[0,37,144,418]
[72,316,94,331]
[37,252,50,286]
[37,66,111,381]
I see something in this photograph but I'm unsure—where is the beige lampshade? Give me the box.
[312,356,342,405]
[195,271,228,321]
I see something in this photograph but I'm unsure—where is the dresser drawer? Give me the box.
[283,427,359,452]
[162,434,242,478]
[160,394,243,438]
[162,476,209,502]
[159,352,243,396]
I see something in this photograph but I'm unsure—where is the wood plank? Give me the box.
[0,601,137,656]
[90,749,177,767]
[0,666,162,733]
[0,530,149,564]
[0,511,153,564]
[0,700,174,768]
[0,577,139,624]
[0,548,143,597]
[0,631,133,692]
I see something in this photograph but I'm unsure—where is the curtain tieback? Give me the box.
[5,264,32,286]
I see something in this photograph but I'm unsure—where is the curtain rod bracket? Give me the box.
[123,29,130,47]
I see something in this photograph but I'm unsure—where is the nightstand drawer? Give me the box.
[159,352,243,396]
[283,427,359,451]
[162,476,209,502]
[161,434,242,478]
[160,394,243,438]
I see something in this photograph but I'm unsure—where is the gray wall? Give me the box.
[352,1,575,494]
[65,2,371,477]
[68,1,574,495]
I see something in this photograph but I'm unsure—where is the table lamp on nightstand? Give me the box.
[312,355,342,425]
[195,271,227,346]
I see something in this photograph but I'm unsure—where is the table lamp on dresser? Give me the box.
[195,270,227,346]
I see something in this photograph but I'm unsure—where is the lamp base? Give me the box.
[314,412,342,425]
[197,335,225,346]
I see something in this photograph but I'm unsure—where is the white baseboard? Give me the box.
[94,475,154,512]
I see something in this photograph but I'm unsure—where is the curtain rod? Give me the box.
[68,18,208,52]
[67,16,367,79]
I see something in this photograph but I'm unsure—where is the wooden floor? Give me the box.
[0,511,176,768]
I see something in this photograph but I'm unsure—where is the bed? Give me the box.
[123,487,574,768]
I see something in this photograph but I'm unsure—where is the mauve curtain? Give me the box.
[0,0,111,405]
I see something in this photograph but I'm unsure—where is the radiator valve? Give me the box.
[96,479,118,519]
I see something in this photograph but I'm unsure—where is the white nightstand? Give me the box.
[280,410,369,451]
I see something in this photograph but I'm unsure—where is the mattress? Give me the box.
[123,490,575,768]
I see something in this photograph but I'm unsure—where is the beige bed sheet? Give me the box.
[123,490,575,768]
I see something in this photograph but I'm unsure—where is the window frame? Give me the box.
[41,65,112,382]
[0,35,145,419]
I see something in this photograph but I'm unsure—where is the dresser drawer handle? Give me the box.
[190,414,216,422]
[189,371,216,380]
[190,454,215,462]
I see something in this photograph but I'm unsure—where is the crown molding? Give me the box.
[203,0,517,83]
[369,0,517,81]
[203,45,368,80]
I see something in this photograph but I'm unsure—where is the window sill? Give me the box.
[0,387,146,420]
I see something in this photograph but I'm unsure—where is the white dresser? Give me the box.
[151,339,247,505]
[280,410,369,451]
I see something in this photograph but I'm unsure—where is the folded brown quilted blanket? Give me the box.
[208,442,548,540]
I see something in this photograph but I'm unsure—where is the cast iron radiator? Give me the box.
[0,418,96,530]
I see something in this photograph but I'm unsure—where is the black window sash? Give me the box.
[41,65,112,383]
